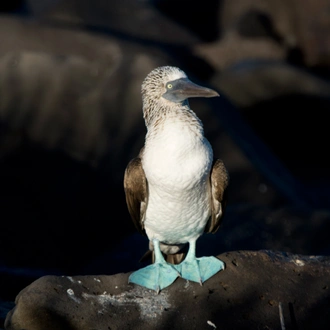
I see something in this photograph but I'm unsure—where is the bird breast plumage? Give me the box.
[142,119,213,244]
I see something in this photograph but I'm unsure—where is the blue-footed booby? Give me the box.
[124,66,229,292]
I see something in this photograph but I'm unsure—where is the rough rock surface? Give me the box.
[5,250,330,330]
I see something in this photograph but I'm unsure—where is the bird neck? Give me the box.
[143,100,204,137]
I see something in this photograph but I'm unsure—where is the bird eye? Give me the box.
[167,83,173,89]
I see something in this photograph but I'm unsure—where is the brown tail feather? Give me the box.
[139,250,186,264]
[151,251,186,264]
[165,252,186,264]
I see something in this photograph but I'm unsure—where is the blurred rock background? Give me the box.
[1,0,330,325]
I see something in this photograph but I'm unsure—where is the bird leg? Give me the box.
[174,240,225,285]
[128,239,180,293]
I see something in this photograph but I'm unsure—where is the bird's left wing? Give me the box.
[204,159,229,233]
[123,157,148,236]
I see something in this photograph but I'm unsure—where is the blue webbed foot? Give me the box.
[174,239,225,284]
[128,239,180,292]
[174,256,224,284]
[129,262,180,292]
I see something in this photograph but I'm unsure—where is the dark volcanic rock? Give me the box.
[5,250,330,330]
[27,0,199,45]
[195,0,330,70]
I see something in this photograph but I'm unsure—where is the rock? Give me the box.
[0,15,177,166]
[212,61,330,108]
[27,0,199,45]
[194,0,330,70]
[5,250,330,330]
[210,61,330,200]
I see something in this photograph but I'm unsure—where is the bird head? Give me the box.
[141,66,219,104]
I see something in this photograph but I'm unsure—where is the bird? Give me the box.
[124,66,229,292]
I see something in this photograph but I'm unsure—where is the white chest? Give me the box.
[143,120,212,184]
[142,121,213,244]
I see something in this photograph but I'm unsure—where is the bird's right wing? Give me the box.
[123,157,148,236]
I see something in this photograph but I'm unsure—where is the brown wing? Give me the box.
[123,157,148,236]
[204,159,229,234]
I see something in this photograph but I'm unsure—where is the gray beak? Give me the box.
[162,78,219,103]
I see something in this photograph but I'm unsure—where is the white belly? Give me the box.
[142,124,213,244]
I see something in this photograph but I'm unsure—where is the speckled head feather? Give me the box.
[141,66,189,128]
[141,66,187,100]
[140,65,219,135]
